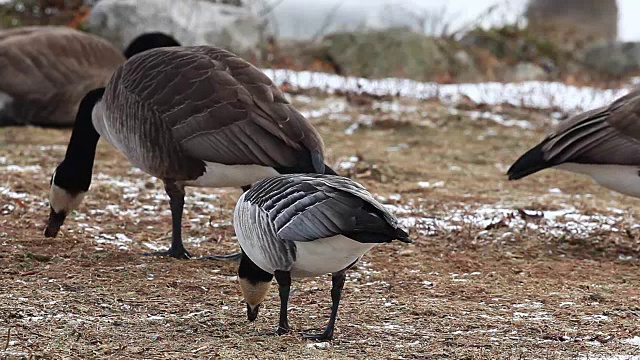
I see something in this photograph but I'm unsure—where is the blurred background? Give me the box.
[0,0,638,86]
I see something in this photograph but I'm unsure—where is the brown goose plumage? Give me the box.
[0,26,125,126]
[508,89,640,198]
[46,46,335,259]
[95,46,327,181]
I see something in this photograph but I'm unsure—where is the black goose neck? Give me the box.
[55,88,104,192]
[123,32,181,59]
[238,251,273,284]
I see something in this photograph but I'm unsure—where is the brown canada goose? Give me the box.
[508,89,640,197]
[235,174,411,340]
[0,27,179,127]
[44,46,337,260]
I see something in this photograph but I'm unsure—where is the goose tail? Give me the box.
[395,227,412,243]
[323,163,338,175]
[507,142,552,180]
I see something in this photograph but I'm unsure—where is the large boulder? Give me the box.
[86,0,264,54]
[583,42,640,75]
[318,29,480,82]
[525,0,618,46]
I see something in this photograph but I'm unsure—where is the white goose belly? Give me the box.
[182,161,279,188]
[556,163,640,197]
[290,235,376,278]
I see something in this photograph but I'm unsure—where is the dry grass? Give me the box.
[1,94,640,359]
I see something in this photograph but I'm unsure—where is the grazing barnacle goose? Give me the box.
[0,26,179,127]
[44,46,336,260]
[508,89,640,197]
[235,174,411,341]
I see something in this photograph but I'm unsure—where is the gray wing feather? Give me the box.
[540,89,640,165]
[115,46,325,170]
[245,174,402,242]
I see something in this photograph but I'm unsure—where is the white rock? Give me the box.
[87,0,265,53]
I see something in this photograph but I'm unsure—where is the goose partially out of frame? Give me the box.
[508,89,640,198]
[0,26,179,127]
[44,46,336,260]
[235,174,411,341]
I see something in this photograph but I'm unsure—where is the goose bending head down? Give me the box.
[44,46,336,260]
[507,89,640,198]
[234,174,411,341]
[0,27,179,127]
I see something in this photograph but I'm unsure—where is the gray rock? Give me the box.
[583,42,640,75]
[504,62,547,82]
[86,0,265,53]
[526,0,618,44]
[320,29,472,81]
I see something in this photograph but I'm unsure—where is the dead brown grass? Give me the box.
[1,94,640,359]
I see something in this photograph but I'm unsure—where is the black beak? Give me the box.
[247,303,260,322]
[44,207,66,238]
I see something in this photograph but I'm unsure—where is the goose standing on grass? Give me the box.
[235,174,411,341]
[0,27,179,127]
[507,89,640,197]
[44,46,336,260]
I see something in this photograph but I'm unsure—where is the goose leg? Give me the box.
[274,270,292,335]
[302,272,346,341]
[148,182,190,259]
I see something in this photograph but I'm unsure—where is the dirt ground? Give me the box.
[1,93,640,359]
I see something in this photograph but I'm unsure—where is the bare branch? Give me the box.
[310,1,343,43]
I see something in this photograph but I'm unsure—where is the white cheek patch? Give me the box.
[239,278,271,307]
[50,184,86,214]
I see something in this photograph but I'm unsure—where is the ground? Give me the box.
[1,92,640,359]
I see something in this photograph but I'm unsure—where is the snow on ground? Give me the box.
[264,69,630,112]
[384,201,628,239]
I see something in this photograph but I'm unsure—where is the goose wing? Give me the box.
[116,46,326,172]
[539,89,640,165]
[245,174,409,243]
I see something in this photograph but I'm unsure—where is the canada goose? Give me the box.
[0,27,179,127]
[235,174,411,340]
[508,89,640,197]
[44,46,337,260]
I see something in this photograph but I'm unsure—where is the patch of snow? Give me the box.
[513,311,553,321]
[94,233,133,250]
[299,98,348,119]
[0,164,41,172]
[512,301,543,309]
[418,181,445,188]
[463,110,535,129]
[621,337,640,346]
[184,310,211,318]
[580,356,640,360]
[548,188,562,194]
[389,203,628,237]
[338,156,359,170]
[143,242,163,251]
[264,68,629,112]
[582,315,610,322]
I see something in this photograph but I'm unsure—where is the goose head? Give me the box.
[123,32,181,59]
[238,252,273,321]
[239,277,271,321]
[45,167,89,237]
